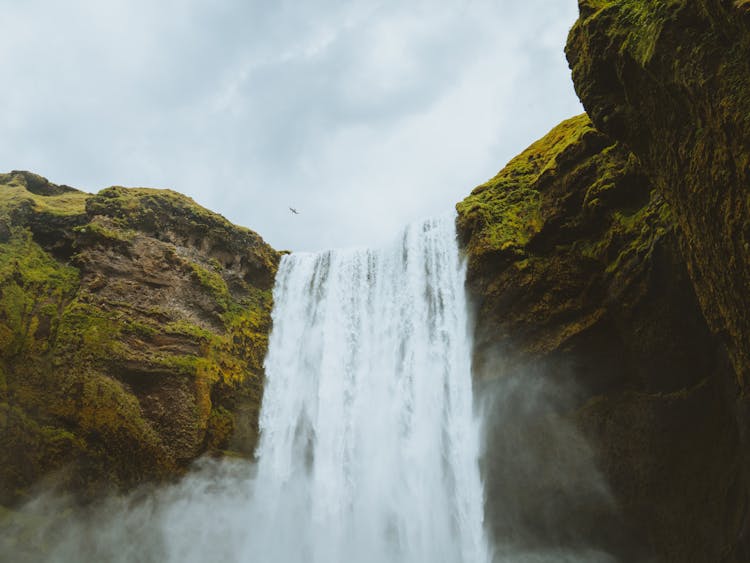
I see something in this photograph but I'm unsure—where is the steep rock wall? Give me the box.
[0,171,279,505]
[458,115,741,561]
[564,2,750,560]
[566,0,750,387]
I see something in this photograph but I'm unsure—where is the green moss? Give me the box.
[0,402,86,499]
[0,172,88,218]
[0,228,80,357]
[0,170,280,503]
[0,365,6,400]
[456,111,681,369]
[189,261,231,311]
[53,302,123,367]
[569,0,750,388]
[573,0,687,61]
[562,4,750,558]
[85,185,280,285]
[457,112,674,285]
[156,353,201,376]
[86,186,255,240]
[122,320,160,339]
[204,406,235,450]
[73,220,135,244]
[191,291,273,387]
[457,114,597,260]
[0,221,174,500]
[76,376,145,434]
[163,320,214,341]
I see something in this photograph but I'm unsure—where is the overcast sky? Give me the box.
[0,0,582,251]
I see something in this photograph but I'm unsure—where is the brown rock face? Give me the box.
[457,115,742,560]
[565,1,750,560]
[566,0,750,388]
[0,171,280,505]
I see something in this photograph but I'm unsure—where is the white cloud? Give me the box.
[0,0,582,251]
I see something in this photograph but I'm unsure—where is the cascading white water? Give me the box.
[16,214,625,563]
[244,213,489,563]
[28,214,489,563]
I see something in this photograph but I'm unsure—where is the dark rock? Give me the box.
[457,114,735,560]
[565,1,750,560]
[0,173,280,506]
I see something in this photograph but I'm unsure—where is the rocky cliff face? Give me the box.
[457,114,742,561]
[564,1,750,560]
[0,171,279,506]
[3,2,749,560]
[567,0,750,387]
[457,1,750,561]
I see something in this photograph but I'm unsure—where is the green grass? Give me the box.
[0,172,88,218]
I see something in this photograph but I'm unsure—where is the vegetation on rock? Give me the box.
[2,3,748,561]
[567,0,750,387]
[457,114,686,381]
[564,1,750,560]
[0,171,280,508]
[457,114,735,560]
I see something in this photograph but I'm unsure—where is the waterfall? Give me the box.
[26,214,489,563]
[244,213,489,563]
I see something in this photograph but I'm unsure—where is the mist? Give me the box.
[0,459,255,563]
[0,218,647,562]
[1,373,650,563]
[477,365,654,563]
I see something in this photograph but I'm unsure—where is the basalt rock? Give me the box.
[457,115,739,560]
[566,0,750,390]
[564,1,750,560]
[0,171,280,506]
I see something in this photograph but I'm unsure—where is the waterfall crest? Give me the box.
[247,214,489,563]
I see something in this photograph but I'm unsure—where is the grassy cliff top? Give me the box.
[0,170,280,508]
[0,171,88,218]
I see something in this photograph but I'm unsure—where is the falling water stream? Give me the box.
[244,213,489,563]
[10,214,490,563]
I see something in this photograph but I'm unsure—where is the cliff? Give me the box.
[458,114,740,560]
[565,1,750,560]
[2,2,749,560]
[567,0,750,388]
[456,1,750,560]
[0,171,280,505]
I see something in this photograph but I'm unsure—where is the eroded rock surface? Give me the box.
[567,0,750,387]
[458,115,741,561]
[0,171,279,505]
[562,1,750,560]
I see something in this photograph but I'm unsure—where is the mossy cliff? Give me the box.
[0,171,280,506]
[566,0,750,387]
[457,1,750,559]
[561,1,750,560]
[458,114,683,383]
[458,115,742,560]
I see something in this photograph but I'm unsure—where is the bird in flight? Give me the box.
[289,207,299,215]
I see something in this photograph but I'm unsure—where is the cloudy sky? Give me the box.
[0,0,582,251]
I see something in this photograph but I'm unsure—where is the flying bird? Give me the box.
[289,207,299,215]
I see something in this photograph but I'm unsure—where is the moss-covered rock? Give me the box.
[566,0,750,388]
[457,115,706,389]
[458,115,737,560]
[566,2,750,560]
[0,171,280,506]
